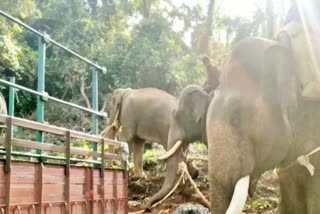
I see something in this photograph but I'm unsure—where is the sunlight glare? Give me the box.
[296,0,320,81]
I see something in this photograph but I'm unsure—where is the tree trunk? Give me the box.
[200,0,215,56]
[266,0,274,38]
[202,0,215,57]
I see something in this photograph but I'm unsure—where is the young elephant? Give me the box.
[144,57,221,210]
[144,85,212,209]
[104,87,198,178]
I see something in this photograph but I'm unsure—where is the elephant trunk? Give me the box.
[144,140,183,210]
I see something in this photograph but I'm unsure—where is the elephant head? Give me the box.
[144,57,220,210]
[206,37,298,213]
[168,85,210,145]
[105,88,131,138]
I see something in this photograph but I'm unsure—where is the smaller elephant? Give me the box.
[145,85,216,208]
[103,87,198,178]
[145,57,221,209]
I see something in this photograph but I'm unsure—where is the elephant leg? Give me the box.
[132,139,145,178]
[278,167,307,214]
[305,155,320,213]
[209,175,233,213]
[306,176,320,214]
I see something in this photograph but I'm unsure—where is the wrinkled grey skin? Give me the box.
[207,37,320,213]
[145,85,214,209]
[106,88,198,178]
[145,57,221,210]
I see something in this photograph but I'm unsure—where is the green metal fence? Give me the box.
[0,10,108,154]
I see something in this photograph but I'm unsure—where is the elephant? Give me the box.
[103,87,199,178]
[0,92,7,115]
[144,57,221,209]
[206,37,320,213]
[0,92,7,136]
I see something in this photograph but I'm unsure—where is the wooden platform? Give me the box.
[0,114,128,214]
[0,161,127,214]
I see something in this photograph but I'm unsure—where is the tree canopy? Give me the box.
[0,0,285,127]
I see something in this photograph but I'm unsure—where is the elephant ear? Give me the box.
[113,88,130,108]
[190,88,209,124]
[108,88,131,124]
[263,44,297,110]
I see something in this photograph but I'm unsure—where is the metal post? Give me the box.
[91,66,98,154]
[8,77,15,116]
[36,34,46,154]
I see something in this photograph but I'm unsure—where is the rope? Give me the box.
[128,161,210,213]
[184,163,210,208]
[128,162,187,214]
[282,145,320,172]
[100,109,119,137]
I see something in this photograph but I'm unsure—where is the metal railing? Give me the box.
[0,10,108,154]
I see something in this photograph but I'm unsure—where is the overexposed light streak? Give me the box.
[296,0,320,81]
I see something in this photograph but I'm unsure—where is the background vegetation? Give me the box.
[0,1,288,212]
[0,0,285,131]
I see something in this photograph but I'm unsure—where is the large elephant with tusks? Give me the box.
[144,57,220,209]
[104,87,199,178]
[207,37,320,213]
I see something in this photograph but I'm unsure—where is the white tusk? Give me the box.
[158,140,183,160]
[226,175,250,214]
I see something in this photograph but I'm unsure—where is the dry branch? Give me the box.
[80,75,91,109]
[100,96,108,113]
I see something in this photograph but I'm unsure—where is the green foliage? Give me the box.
[0,0,284,154]
[143,143,165,171]
[252,199,272,211]
[120,13,188,92]
[188,142,207,157]
[0,0,216,122]
[0,35,20,73]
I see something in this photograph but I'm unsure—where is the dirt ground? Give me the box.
[128,157,280,214]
